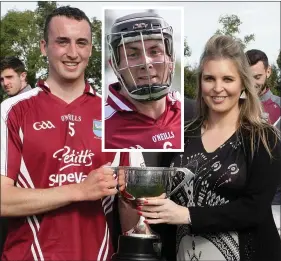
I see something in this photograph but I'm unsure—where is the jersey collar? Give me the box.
[260,88,272,102]
[36,80,96,96]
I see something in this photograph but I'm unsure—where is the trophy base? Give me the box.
[112,235,164,261]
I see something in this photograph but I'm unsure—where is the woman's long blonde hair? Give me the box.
[186,35,280,158]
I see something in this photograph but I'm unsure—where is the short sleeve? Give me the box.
[1,100,22,181]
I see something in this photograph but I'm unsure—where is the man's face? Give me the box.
[0,68,26,97]
[118,39,172,91]
[40,16,92,83]
[249,61,271,96]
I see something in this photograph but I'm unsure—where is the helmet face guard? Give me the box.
[107,12,175,101]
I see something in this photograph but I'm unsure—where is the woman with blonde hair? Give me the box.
[137,35,281,261]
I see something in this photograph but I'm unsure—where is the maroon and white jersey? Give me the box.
[105,83,181,149]
[0,81,129,261]
[260,88,281,205]
[260,88,281,131]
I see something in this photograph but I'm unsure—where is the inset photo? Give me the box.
[102,7,184,151]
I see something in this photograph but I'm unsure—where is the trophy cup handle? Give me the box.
[166,168,194,198]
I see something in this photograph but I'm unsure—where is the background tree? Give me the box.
[214,15,281,97]
[184,37,192,58]
[85,17,102,93]
[183,37,197,98]
[275,50,281,96]
[0,86,7,103]
[268,64,279,96]
[184,65,197,99]
[269,50,281,96]
[184,14,256,99]
[0,9,44,88]
[35,1,57,34]
[277,50,281,70]
[215,14,255,49]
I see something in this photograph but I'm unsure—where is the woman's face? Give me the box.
[201,58,243,115]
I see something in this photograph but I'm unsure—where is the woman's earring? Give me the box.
[240,90,247,99]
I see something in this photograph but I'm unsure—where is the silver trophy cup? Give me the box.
[117,167,195,238]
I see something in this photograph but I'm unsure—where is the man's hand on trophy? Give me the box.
[117,167,126,192]
[73,163,118,201]
[137,196,191,225]
[115,167,133,200]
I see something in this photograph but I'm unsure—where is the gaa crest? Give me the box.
[93,120,102,139]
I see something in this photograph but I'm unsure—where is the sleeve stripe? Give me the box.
[1,88,42,176]
[273,117,280,127]
[108,90,133,111]
[105,104,117,120]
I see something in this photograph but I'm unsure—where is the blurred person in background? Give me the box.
[0,57,32,255]
[246,49,281,233]
[245,49,280,130]
[0,56,32,97]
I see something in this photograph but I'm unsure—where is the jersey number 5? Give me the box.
[68,122,75,137]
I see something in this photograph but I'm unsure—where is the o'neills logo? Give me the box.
[61,114,82,122]
[152,131,175,143]
[49,172,87,186]
[53,146,95,171]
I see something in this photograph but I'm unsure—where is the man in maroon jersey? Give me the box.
[245,49,281,131]
[0,57,33,255]
[105,12,181,150]
[246,49,281,234]
[0,6,133,261]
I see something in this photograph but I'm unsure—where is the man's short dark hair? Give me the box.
[0,56,26,74]
[43,6,92,42]
[245,49,269,69]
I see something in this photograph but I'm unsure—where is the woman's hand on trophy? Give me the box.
[137,197,191,225]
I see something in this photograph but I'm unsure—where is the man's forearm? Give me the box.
[1,183,81,217]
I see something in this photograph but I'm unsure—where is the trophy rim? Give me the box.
[118,167,177,171]
[124,233,159,239]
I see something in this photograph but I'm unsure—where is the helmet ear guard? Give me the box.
[107,12,175,101]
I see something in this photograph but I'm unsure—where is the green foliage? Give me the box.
[277,50,281,70]
[184,65,197,99]
[184,37,192,58]
[215,14,255,49]
[183,37,196,99]
[216,14,242,36]
[269,52,281,97]
[276,51,281,96]
[267,50,281,97]
[85,18,102,93]
[268,64,279,96]
[184,14,257,99]
[0,9,44,88]
[0,1,102,102]
[35,1,57,37]
[0,87,8,102]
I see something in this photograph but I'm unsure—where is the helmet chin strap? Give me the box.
[119,74,171,102]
